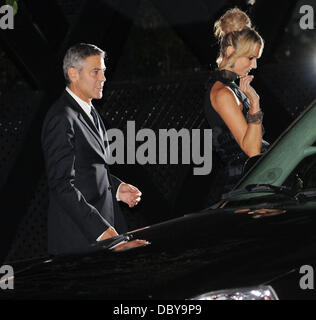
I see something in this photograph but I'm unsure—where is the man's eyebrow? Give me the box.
[91,67,106,71]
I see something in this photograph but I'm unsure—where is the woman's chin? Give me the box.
[240,71,250,78]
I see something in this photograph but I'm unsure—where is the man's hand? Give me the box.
[97,226,119,241]
[111,239,150,252]
[118,183,142,208]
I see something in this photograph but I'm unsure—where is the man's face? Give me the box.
[69,55,106,103]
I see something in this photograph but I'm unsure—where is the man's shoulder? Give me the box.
[47,90,78,119]
[41,91,80,134]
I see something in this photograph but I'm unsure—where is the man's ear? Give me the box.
[226,45,235,58]
[67,67,79,83]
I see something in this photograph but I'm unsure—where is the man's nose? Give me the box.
[99,71,106,82]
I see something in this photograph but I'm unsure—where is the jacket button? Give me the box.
[108,186,112,191]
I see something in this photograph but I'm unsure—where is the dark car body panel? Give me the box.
[2,196,316,299]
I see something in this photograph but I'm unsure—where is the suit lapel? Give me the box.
[77,113,107,154]
[98,113,109,148]
[63,91,107,155]
[96,112,111,161]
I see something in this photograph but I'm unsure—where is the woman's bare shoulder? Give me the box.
[210,81,240,111]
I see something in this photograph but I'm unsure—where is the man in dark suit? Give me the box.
[41,43,142,255]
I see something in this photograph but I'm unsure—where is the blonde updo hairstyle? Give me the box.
[214,8,264,69]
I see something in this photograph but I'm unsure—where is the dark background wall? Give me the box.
[0,0,315,263]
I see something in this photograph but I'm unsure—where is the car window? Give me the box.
[283,153,316,190]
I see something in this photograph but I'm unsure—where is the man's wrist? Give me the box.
[116,182,124,201]
[96,226,118,241]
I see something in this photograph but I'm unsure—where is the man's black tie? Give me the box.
[90,106,100,131]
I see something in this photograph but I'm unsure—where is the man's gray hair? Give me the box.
[63,43,106,85]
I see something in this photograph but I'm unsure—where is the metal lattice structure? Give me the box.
[97,73,209,200]
[0,89,43,189]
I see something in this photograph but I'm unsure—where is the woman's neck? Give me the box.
[216,69,239,81]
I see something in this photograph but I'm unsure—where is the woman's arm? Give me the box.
[211,76,262,157]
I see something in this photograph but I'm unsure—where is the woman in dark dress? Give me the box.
[204,8,269,201]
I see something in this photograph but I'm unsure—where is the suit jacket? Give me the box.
[41,90,126,255]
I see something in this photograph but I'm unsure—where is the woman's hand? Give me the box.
[239,75,260,112]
